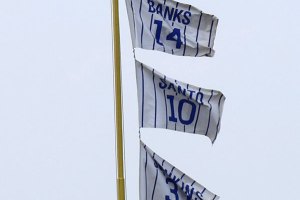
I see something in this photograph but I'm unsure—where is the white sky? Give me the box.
[0,0,299,199]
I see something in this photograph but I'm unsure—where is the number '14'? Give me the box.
[154,20,182,49]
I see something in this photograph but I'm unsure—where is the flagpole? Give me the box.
[111,0,126,199]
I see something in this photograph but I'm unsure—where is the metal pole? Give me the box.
[111,0,126,199]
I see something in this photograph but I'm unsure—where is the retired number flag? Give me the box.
[140,140,220,200]
[135,60,225,143]
[125,0,218,57]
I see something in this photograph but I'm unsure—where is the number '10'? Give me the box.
[167,95,196,125]
[154,20,182,49]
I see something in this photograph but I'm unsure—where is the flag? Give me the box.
[140,140,220,200]
[125,0,218,57]
[135,60,225,143]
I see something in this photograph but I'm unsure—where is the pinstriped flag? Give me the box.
[135,60,225,143]
[140,140,220,200]
[125,0,218,57]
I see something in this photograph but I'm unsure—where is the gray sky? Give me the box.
[0,0,299,199]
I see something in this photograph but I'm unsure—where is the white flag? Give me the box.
[140,140,220,200]
[135,60,225,143]
[125,0,218,57]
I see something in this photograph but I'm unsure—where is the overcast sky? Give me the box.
[0,0,299,199]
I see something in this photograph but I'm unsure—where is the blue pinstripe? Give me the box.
[205,90,214,136]
[207,18,215,55]
[193,88,202,133]
[130,1,136,39]
[163,76,168,129]
[144,145,148,200]
[151,154,158,200]
[141,64,145,127]
[195,12,203,57]
[139,0,144,47]
[152,69,157,127]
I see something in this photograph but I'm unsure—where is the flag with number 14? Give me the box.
[125,0,219,57]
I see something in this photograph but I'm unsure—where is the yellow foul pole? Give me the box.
[111,0,126,199]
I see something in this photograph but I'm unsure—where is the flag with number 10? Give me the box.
[135,60,225,143]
